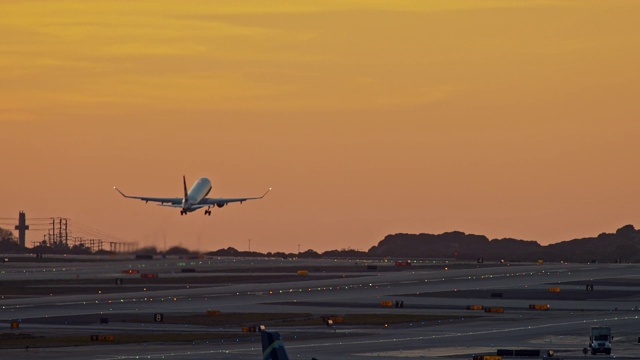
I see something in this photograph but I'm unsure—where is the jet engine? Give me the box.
[216,203,226,208]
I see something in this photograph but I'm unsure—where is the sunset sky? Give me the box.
[2,1,639,253]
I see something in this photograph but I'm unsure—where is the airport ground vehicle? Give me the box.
[589,326,612,355]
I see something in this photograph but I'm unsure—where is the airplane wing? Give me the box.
[198,188,271,206]
[113,187,182,205]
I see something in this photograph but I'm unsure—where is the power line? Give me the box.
[67,218,130,243]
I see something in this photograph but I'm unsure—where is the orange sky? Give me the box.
[2,1,640,253]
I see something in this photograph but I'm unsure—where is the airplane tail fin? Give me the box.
[182,175,188,200]
[261,330,290,360]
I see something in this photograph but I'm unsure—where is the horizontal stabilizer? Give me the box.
[157,204,206,209]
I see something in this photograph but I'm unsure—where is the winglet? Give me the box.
[114,187,129,198]
[260,188,272,199]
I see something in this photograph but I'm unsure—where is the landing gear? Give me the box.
[180,210,186,216]
[204,208,212,216]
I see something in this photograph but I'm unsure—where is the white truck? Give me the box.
[589,326,612,355]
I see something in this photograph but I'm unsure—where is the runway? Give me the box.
[2,256,640,359]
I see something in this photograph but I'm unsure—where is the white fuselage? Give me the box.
[184,177,213,211]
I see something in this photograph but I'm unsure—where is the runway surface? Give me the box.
[2,255,640,359]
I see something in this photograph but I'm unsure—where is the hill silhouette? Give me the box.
[367,225,640,262]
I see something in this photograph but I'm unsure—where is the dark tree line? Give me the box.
[3,225,640,263]
[0,227,26,253]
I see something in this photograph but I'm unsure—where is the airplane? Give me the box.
[261,329,290,360]
[114,176,270,216]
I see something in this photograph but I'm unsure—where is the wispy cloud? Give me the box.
[0,0,634,121]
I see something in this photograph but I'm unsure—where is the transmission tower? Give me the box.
[14,211,29,247]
